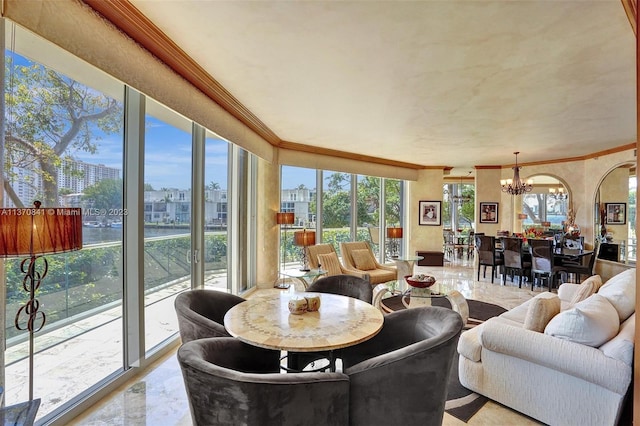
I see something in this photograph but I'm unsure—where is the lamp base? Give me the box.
[274,282,290,289]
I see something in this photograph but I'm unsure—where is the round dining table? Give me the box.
[224,291,384,371]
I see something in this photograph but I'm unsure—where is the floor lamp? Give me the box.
[293,229,316,271]
[275,212,295,289]
[0,201,82,401]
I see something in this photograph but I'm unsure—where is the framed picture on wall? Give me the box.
[605,202,626,225]
[419,201,441,226]
[479,202,499,223]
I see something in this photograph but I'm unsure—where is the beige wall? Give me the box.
[255,157,280,288]
[407,169,444,254]
[476,168,504,235]
[497,148,635,247]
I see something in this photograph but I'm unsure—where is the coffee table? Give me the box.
[277,268,327,290]
[378,281,469,327]
[393,255,424,283]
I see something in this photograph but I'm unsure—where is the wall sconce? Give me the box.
[275,212,295,288]
[293,229,316,271]
[386,227,403,258]
[0,201,82,401]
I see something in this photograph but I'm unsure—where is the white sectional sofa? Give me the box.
[458,268,635,426]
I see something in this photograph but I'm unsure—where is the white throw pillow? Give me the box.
[599,313,635,366]
[544,294,620,347]
[597,268,636,322]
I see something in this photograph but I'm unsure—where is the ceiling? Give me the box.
[122,1,635,175]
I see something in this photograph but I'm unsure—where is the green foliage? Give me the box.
[82,178,123,214]
[5,57,122,206]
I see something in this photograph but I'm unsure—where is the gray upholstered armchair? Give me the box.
[174,289,245,342]
[341,307,464,426]
[287,274,373,372]
[306,274,373,303]
[178,337,349,426]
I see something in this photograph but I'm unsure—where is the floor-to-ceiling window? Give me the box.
[281,166,316,269]
[281,167,406,264]
[3,23,126,419]
[356,175,381,255]
[204,131,230,291]
[322,171,352,253]
[1,20,257,424]
[142,99,192,353]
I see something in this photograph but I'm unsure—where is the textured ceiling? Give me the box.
[129,0,636,174]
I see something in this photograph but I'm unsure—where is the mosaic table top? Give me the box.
[224,292,384,352]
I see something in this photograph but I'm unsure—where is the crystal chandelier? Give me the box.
[500,152,533,195]
[549,187,567,200]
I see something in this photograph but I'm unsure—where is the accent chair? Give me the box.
[341,307,464,426]
[178,337,349,426]
[340,241,396,285]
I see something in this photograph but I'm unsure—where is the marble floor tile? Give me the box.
[70,257,543,425]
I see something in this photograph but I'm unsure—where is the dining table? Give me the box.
[223,290,384,372]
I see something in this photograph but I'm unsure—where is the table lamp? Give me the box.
[275,212,295,288]
[293,229,315,271]
[386,227,403,258]
[0,201,82,400]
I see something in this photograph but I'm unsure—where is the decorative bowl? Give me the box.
[405,274,436,288]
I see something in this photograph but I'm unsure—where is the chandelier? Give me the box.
[500,152,533,195]
[549,187,568,200]
[445,172,472,204]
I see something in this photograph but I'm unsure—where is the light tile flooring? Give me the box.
[69,256,544,425]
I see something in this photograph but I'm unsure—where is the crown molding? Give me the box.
[83,0,281,145]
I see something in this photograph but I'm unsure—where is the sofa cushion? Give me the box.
[599,313,635,366]
[351,249,376,270]
[317,252,342,276]
[597,268,636,322]
[544,294,619,347]
[500,292,556,324]
[569,274,603,305]
[524,295,561,332]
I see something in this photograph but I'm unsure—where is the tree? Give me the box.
[82,178,123,216]
[4,57,122,206]
[208,181,220,190]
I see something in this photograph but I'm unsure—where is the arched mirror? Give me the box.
[595,163,636,264]
[520,175,569,233]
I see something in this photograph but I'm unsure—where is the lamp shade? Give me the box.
[293,230,315,247]
[276,212,295,225]
[386,227,403,239]
[0,207,83,257]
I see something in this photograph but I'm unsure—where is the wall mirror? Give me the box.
[595,163,636,264]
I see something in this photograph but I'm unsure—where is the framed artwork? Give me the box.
[605,202,626,225]
[419,201,441,226]
[479,202,499,223]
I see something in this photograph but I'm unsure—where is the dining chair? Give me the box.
[528,239,567,291]
[443,230,455,259]
[287,274,373,372]
[340,307,464,426]
[178,337,349,426]
[500,237,531,288]
[475,235,503,283]
[561,243,599,283]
